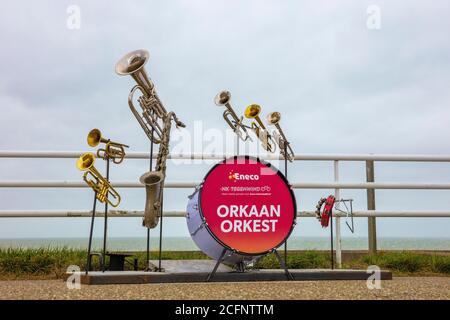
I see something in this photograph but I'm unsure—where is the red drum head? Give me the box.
[199,156,297,255]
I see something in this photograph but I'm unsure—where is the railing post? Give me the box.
[334,160,342,268]
[366,160,377,254]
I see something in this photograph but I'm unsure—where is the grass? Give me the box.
[0,248,449,280]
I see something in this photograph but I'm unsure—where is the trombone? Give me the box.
[76,152,121,207]
[214,90,252,142]
[267,112,295,162]
[87,129,129,164]
[244,104,276,152]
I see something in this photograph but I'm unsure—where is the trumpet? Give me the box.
[244,104,276,152]
[267,112,295,162]
[76,152,121,207]
[87,129,129,164]
[214,90,252,142]
[115,49,185,144]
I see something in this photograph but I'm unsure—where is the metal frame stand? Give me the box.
[330,208,334,270]
[158,193,164,272]
[274,249,294,280]
[102,158,110,272]
[206,248,228,282]
[85,192,98,275]
[283,144,288,264]
[145,136,154,271]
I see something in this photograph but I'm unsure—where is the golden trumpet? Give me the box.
[267,112,295,162]
[87,129,129,164]
[244,104,276,152]
[76,152,121,207]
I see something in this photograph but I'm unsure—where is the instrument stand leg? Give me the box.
[145,228,151,271]
[85,193,98,275]
[330,209,334,270]
[158,192,164,272]
[283,145,288,265]
[206,248,227,282]
[146,139,154,272]
[102,158,110,272]
[235,261,245,273]
[274,249,294,281]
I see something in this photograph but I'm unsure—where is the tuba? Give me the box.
[267,112,295,162]
[214,90,252,142]
[76,152,121,207]
[244,104,276,152]
[116,49,185,229]
[115,49,185,144]
[87,129,129,164]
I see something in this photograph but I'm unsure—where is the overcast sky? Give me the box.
[0,1,449,246]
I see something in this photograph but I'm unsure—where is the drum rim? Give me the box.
[197,155,297,256]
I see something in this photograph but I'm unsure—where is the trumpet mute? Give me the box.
[244,104,261,119]
[214,90,231,106]
[115,49,149,76]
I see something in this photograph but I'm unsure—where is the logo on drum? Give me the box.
[228,170,260,182]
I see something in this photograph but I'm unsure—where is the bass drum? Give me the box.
[186,156,297,265]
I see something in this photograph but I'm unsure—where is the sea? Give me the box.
[0,237,449,251]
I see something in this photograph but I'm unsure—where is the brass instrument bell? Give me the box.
[266,112,295,162]
[87,129,129,164]
[76,152,121,207]
[244,104,276,152]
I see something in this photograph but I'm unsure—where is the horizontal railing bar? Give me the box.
[0,210,449,218]
[2,151,450,162]
[2,181,450,189]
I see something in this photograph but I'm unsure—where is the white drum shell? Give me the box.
[186,190,261,265]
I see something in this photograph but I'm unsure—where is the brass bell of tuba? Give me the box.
[87,129,129,164]
[214,90,252,142]
[266,112,295,162]
[76,152,121,207]
[244,104,276,152]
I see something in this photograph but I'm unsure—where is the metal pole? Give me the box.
[330,208,334,270]
[146,129,154,271]
[85,192,97,275]
[158,192,164,272]
[102,158,110,272]
[334,160,342,268]
[366,160,377,254]
[284,145,288,265]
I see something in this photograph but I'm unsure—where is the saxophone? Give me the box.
[139,111,177,228]
[116,49,185,228]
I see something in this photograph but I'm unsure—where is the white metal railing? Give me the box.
[0,210,449,218]
[1,150,450,267]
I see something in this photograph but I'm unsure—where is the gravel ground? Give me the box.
[0,277,448,300]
